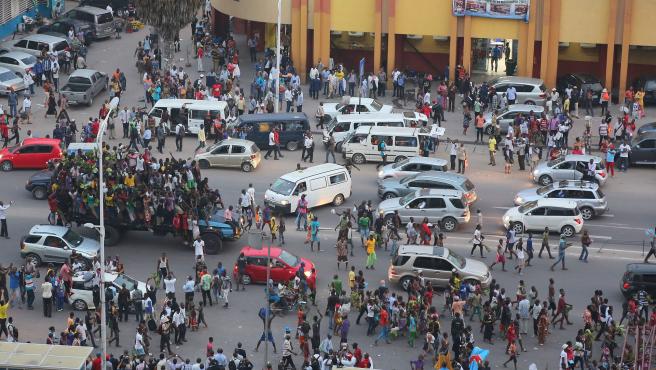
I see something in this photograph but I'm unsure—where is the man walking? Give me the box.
[175,121,184,152]
[644,228,656,263]
[538,227,553,258]
[550,234,570,271]
[0,201,14,239]
[488,135,496,166]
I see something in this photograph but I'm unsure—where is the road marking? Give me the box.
[599,214,615,218]
[585,224,644,231]
[589,235,613,240]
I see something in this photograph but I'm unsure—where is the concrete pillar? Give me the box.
[539,0,551,81]
[619,0,633,93]
[545,0,561,88]
[386,0,396,88]
[299,0,308,81]
[373,0,382,74]
[313,0,322,66]
[604,0,618,92]
[462,15,472,74]
[449,14,458,82]
[524,0,537,77]
[291,0,301,74]
[320,0,331,65]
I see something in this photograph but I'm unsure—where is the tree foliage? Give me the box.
[133,0,203,42]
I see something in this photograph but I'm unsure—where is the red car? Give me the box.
[233,246,317,289]
[0,138,63,171]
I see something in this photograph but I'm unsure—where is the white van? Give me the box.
[264,163,352,213]
[327,112,429,146]
[148,99,229,135]
[341,126,425,164]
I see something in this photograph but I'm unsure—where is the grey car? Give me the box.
[60,68,108,106]
[629,132,656,165]
[513,180,608,220]
[0,66,27,95]
[488,76,547,105]
[194,138,262,172]
[483,104,545,135]
[378,171,477,204]
[377,189,471,232]
[532,154,608,186]
[20,225,99,266]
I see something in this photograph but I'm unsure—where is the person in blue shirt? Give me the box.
[310,216,320,252]
[525,233,534,266]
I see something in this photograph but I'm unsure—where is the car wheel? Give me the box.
[286,141,299,151]
[580,207,594,220]
[441,217,458,232]
[383,192,396,200]
[242,274,252,285]
[32,186,48,200]
[525,100,536,105]
[511,222,524,234]
[201,232,222,255]
[352,153,365,164]
[25,253,42,266]
[104,225,121,246]
[198,159,210,169]
[400,276,413,291]
[384,214,395,229]
[335,142,343,153]
[394,155,407,163]
[561,225,576,237]
[73,299,88,311]
[241,162,253,172]
[332,194,345,206]
[484,125,494,135]
[1,161,13,171]
[538,175,553,186]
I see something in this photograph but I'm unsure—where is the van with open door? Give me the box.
[148,99,228,135]
[341,126,424,165]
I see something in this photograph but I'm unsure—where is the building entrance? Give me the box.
[471,38,518,76]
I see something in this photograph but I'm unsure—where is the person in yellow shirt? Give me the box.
[124,173,135,188]
[0,295,9,335]
[365,234,377,269]
[348,266,356,291]
[488,136,497,166]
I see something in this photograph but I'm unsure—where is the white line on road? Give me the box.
[584,224,644,231]
[599,214,615,218]
[492,206,511,210]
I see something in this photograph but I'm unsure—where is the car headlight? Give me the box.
[378,170,384,177]
[304,270,312,277]
[515,196,523,204]
[0,154,3,160]
[280,200,289,205]
[532,170,539,176]
[503,215,510,224]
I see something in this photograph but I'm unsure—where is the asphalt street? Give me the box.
[0,12,655,370]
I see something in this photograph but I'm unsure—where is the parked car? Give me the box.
[557,73,604,102]
[629,132,656,165]
[378,171,477,204]
[232,246,317,289]
[502,198,583,237]
[0,138,63,171]
[0,66,27,95]
[25,169,53,200]
[388,245,492,291]
[483,104,545,135]
[194,139,261,172]
[487,76,547,106]
[532,154,607,186]
[20,225,98,266]
[513,180,607,220]
[0,51,36,78]
[37,18,97,44]
[60,68,108,106]
[80,0,136,17]
[620,263,656,298]
[377,189,470,232]
[70,271,146,310]
[0,34,70,59]
[636,122,656,136]
[377,156,448,180]
[321,96,393,123]
[631,76,656,105]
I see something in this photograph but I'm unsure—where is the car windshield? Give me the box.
[400,174,419,184]
[392,158,409,168]
[21,55,36,65]
[399,192,416,205]
[113,274,138,291]
[334,103,344,112]
[446,249,465,269]
[537,184,554,195]
[270,178,295,196]
[547,158,564,167]
[370,100,384,111]
[518,200,538,213]
[0,71,16,82]
[582,82,603,92]
[278,250,299,266]
[326,117,339,131]
[63,229,84,247]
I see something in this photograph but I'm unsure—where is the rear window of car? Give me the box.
[24,235,42,243]
[450,198,465,209]
[462,179,475,191]
[21,55,36,65]
[0,71,16,82]
[68,76,92,84]
[97,13,114,24]
[392,255,410,266]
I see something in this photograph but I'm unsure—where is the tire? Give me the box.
[352,153,365,164]
[32,186,48,200]
[242,274,252,285]
[104,225,121,246]
[1,161,13,171]
[441,217,458,232]
[241,162,253,172]
[484,125,494,135]
[383,192,396,200]
[511,222,524,234]
[561,225,576,238]
[394,155,407,163]
[198,159,210,169]
[73,299,88,311]
[25,253,42,266]
[286,140,299,151]
[538,175,553,186]
[87,95,93,107]
[336,142,343,153]
[384,214,395,229]
[580,207,594,220]
[400,276,413,291]
[525,100,536,105]
[332,194,345,206]
[201,232,222,255]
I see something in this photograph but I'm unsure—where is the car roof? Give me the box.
[237,112,308,123]
[0,51,34,60]
[533,198,579,208]
[335,112,407,122]
[560,154,602,162]
[344,97,374,105]
[404,156,448,165]
[413,188,464,198]
[28,224,68,237]
[241,245,281,258]
[626,263,656,274]
[74,5,114,15]
[69,69,100,78]
[489,76,545,85]
[506,104,545,112]
[0,66,19,75]
[397,244,447,258]
[214,138,255,147]
[353,125,421,135]
[570,73,601,83]
[551,180,599,190]
[21,33,69,43]
[21,138,62,145]
[633,132,656,142]
[413,171,468,183]
[280,163,347,182]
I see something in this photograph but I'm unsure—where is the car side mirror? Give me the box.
[635,144,640,149]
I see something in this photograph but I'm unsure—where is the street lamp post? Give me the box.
[84,96,119,370]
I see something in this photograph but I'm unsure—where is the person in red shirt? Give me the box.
[91,353,102,370]
[420,220,432,245]
[357,353,371,368]
[0,119,9,147]
[352,343,362,364]
[374,306,390,345]
[421,103,431,121]
[91,119,100,137]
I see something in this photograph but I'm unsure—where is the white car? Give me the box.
[502,198,583,237]
[322,96,393,122]
[0,51,37,77]
[377,156,448,180]
[69,271,147,311]
[0,66,27,95]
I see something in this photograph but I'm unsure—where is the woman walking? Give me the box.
[537,308,549,345]
[365,234,377,270]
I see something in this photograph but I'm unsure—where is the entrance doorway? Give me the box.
[471,38,518,76]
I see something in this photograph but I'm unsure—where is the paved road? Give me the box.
[0,17,655,370]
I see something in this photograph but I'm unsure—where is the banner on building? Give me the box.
[452,0,530,21]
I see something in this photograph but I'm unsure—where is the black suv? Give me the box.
[621,263,656,297]
[25,169,53,200]
[557,73,604,102]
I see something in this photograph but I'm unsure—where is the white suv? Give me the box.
[69,271,147,311]
[502,198,583,237]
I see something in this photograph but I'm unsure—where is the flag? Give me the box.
[468,347,490,370]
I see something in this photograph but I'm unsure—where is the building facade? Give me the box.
[212,0,656,92]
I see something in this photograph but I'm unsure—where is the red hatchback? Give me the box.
[0,138,63,171]
[233,246,317,289]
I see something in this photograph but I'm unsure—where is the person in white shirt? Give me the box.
[449,141,458,171]
[303,133,314,162]
[470,224,484,257]
[618,140,631,172]
[22,96,32,123]
[264,130,277,159]
[193,235,205,261]
[0,200,14,238]
[163,273,177,299]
